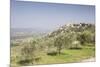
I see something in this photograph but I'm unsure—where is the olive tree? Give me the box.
[54,34,65,55]
[19,40,37,65]
[77,31,94,45]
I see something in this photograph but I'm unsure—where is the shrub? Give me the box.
[18,40,37,65]
[47,48,57,56]
[34,57,41,62]
[77,31,95,45]
[47,51,57,56]
[69,41,82,49]
[18,59,33,65]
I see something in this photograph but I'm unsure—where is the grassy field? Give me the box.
[11,45,95,66]
[33,46,95,65]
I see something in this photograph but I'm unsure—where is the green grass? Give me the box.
[11,46,95,66]
[33,46,95,65]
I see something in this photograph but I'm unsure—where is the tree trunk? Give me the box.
[58,45,62,55]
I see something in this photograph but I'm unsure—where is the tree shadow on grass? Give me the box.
[17,59,33,66]
[69,48,82,50]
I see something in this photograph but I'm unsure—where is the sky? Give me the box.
[11,0,95,31]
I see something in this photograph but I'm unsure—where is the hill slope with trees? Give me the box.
[11,23,95,66]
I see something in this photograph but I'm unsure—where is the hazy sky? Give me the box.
[11,0,95,30]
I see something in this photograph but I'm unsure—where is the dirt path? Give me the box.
[81,58,95,62]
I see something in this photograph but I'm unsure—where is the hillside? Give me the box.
[11,23,95,66]
[47,23,95,38]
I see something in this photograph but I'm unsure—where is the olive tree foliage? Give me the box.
[77,30,95,45]
[53,31,71,54]
[70,40,82,49]
[44,38,57,56]
[64,32,76,48]
[54,34,65,54]
[18,40,38,65]
[53,32,72,54]
[54,31,83,53]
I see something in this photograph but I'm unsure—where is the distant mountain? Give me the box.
[10,28,51,40]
